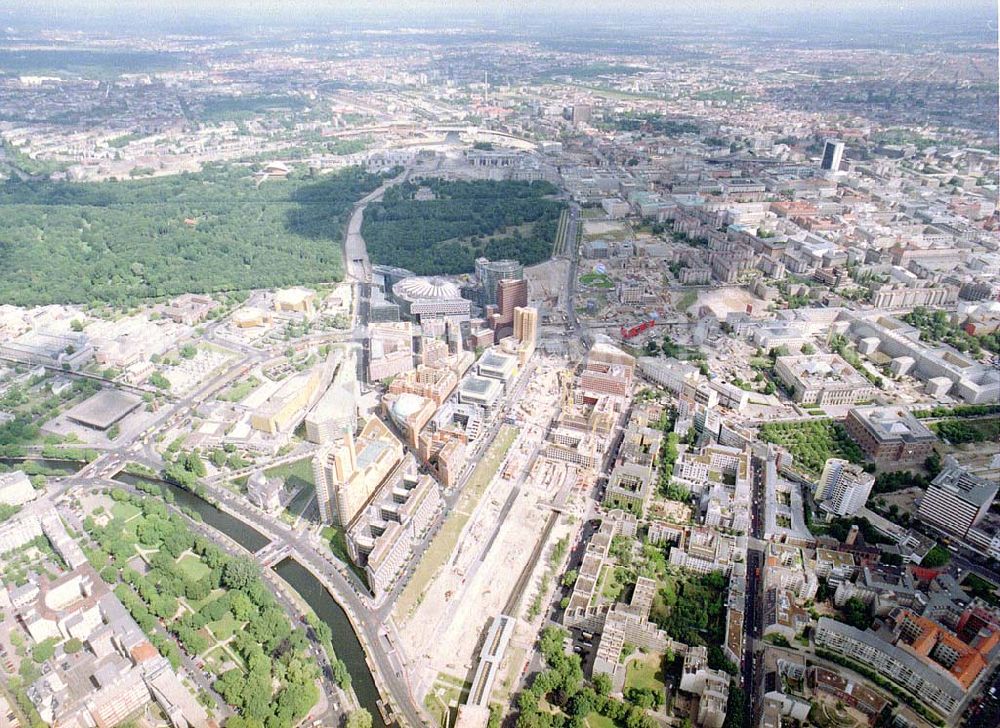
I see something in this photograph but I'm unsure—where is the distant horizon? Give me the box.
[2,0,997,35]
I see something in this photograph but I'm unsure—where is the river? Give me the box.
[112,472,386,725]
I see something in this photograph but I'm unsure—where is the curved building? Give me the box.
[475,258,524,306]
[392,276,471,320]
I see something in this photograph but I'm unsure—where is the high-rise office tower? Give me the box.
[475,258,523,307]
[513,306,538,347]
[312,433,358,525]
[820,139,845,172]
[490,278,529,340]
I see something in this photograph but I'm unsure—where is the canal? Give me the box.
[113,473,386,725]
[0,457,87,476]
[275,559,388,728]
[114,472,270,553]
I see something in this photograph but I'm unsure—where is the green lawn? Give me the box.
[208,612,242,641]
[266,457,314,491]
[423,673,470,728]
[204,644,245,675]
[176,554,211,582]
[111,501,141,522]
[676,290,698,311]
[580,272,614,288]
[586,714,616,728]
[625,653,665,692]
[217,376,261,402]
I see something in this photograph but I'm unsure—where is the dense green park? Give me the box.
[0,164,387,307]
[84,486,345,727]
[361,178,564,274]
[758,419,865,476]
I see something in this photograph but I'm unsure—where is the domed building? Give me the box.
[389,393,426,430]
[391,276,471,320]
[384,392,436,447]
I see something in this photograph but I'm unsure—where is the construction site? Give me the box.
[391,355,596,717]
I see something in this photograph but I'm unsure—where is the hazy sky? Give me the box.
[8,0,999,32]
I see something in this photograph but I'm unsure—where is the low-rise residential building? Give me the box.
[347,465,443,598]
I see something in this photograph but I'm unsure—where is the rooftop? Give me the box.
[929,464,998,508]
[851,406,936,444]
[64,389,142,430]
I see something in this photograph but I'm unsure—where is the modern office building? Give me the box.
[385,392,437,449]
[0,330,94,371]
[304,381,358,444]
[312,418,404,526]
[815,458,875,517]
[250,366,325,434]
[373,264,415,294]
[475,258,523,307]
[820,139,845,172]
[580,342,635,398]
[844,406,937,469]
[477,349,519,389]
[603,463,655,517]
[568,104,592,124]
[488,278,528,340]
[918,462,998,538]
[368,322,416,383]
[458,375,504,412]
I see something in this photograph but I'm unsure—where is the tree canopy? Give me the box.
[361,178,563,274]
[0,164,387,307]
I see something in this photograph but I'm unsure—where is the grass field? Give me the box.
[217,376,261,403]
[204,643,245,674]
[176,554,211,582]
[625,653,665,692]
[676,290,698,311]
[394,424,519,620]
[585,713,616,728]
[424,673,471,728]
[208,612,241,641]
[265,457,314,491]
[111,501,141,522]
[580,272,614,289]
